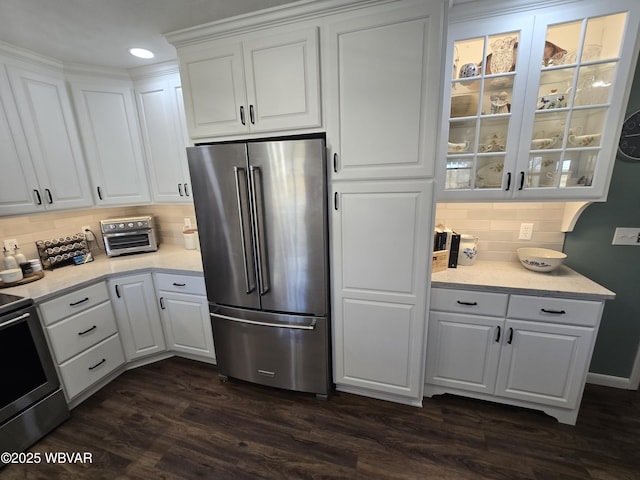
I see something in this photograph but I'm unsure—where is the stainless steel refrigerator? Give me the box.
[187,136,330,396]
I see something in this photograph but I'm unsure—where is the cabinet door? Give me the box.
[179,41,248,138]
[109,274,165,361]
[495,319,595,409]
[160,291,215,359]
[136,75,192,203]
[7,65,92,211]
[331,180,433,400]
[242,26,321,133]
[0,65,41,215]
[425,312,503,394]
[438,13,535,200]
[70,80,150,205]
[516,2,640,200]
[324,2,444,179]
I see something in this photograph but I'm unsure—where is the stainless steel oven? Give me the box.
[0,293,69,463]
[100,216,158,257]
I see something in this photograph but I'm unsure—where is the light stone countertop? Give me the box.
[2,244,204,302]
[432,260,615,301]
[3,245,615,303]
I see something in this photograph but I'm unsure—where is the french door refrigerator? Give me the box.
[187,135,330,396]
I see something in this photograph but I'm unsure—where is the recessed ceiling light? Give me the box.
[129,48,154,59]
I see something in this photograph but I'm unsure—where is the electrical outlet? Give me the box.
[81,226,95,241]
[3,238,18,252]
[518,223,534,240]
[611,227,640,245]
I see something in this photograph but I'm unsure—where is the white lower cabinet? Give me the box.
[108,273,166,361]
[331,180,433,404]
[39,281,125,402]
[58,334,126,400]
[425,288,602,424]
[155,273,215,361]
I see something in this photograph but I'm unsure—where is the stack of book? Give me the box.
[433,225,461,269]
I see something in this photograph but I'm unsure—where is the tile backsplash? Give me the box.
[435,202,567,262]
[0,205,196,261]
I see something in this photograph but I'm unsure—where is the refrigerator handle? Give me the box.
[211,312,317,331]
[249,165,270,296]
[233,166,256,294]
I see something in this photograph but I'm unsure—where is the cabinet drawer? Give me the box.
[507,295,603,327]
[40,282,110,325]
[155,273,206,295]
[431,288,509,317]
[46,301,118,363]
[58,333,125,400]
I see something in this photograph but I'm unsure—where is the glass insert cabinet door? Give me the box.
[442,14,534,199]
[519,9,631,198]
[440,1,640,201]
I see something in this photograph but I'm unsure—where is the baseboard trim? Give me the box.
[586,372,635,390]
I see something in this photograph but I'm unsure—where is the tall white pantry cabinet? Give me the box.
[168,0,445,406]
[324,1,444,405]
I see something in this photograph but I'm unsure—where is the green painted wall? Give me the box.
[563,56,640,378]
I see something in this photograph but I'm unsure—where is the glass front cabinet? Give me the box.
[438,0,640,201]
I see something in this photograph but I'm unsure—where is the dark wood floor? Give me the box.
[3,357,639,479]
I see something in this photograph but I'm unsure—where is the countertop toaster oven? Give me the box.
[100,216,158,257]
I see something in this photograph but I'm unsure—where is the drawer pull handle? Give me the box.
[88,358,106,370]
[69,297,89,307]
[172,282,186,287]
[507,328,514,344]
[78,325,97,336]
[541,308,566,315]
[495,326,501,342]
[115,285,121,298]
[159,297,166,310]
[456,300,478,306]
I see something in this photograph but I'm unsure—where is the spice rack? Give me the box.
[35,233,90,270]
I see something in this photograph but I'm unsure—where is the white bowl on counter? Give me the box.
[517,247,567,273]
[0,268,24,283]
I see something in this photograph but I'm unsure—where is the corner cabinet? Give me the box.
[135,73,193,203]
[69,78,151,206]
[425,288,604,425]
[108,273,166,361]
[176,25,321,139]
[3,64,93,212]
[438,0,640,201]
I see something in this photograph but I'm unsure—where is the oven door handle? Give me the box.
[0,312,30,328]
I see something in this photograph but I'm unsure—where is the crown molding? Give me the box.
[128,61,180,81]
[164,0,399,47]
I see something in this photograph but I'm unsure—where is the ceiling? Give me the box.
[0,0,300,70]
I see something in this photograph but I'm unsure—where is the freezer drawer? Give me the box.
[210,305,330,396]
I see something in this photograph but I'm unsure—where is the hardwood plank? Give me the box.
[2,357,639,479]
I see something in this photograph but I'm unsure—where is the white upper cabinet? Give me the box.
[135,73,192,203]
[6,64,93,212]
[438,0,640,201]
[69,78,150,206]
[177,26,321,139]
[324,1,443,180]
[0,65,41,216]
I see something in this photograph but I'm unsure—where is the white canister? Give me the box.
[457,234,479,266]
[183,230,197,250]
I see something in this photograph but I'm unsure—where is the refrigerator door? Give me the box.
[210,304,330,395]
[187,144,260,310]
[247,138,327,316]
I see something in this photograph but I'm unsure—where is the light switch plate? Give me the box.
[612,227,640,245]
